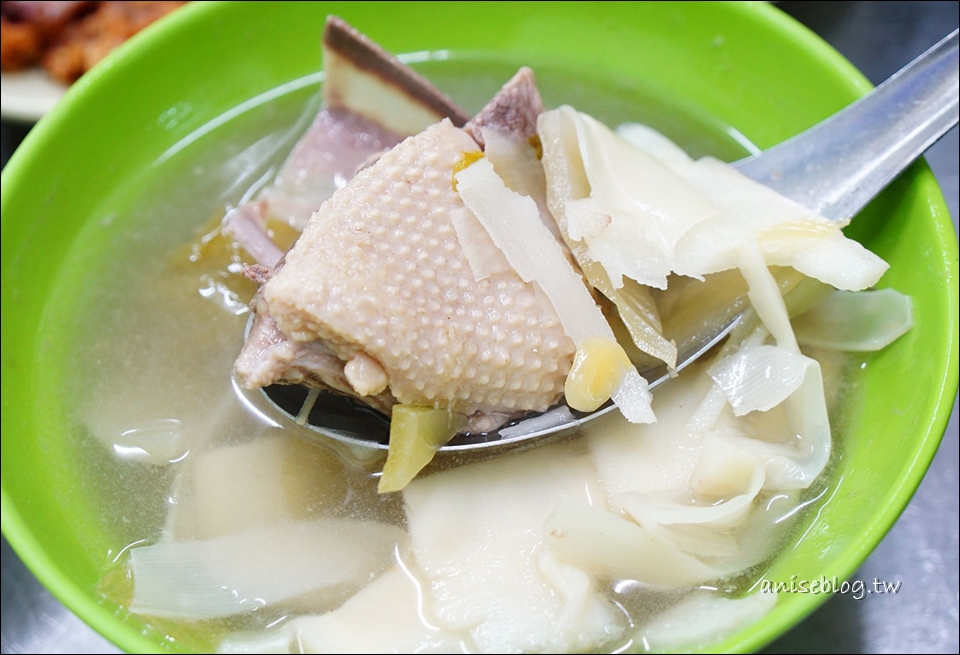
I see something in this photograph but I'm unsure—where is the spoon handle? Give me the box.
[733,29,959,221]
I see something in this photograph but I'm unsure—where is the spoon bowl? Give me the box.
[280,29,959,454]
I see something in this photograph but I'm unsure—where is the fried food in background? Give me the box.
[1,1,186,84]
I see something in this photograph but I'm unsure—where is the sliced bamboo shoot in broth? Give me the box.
[45,18,913,654]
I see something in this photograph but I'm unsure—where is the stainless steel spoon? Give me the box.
[273,29,958,454]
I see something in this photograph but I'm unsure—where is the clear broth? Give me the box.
[38,58,855,653]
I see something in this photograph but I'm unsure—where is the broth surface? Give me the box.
[38,58,856,653]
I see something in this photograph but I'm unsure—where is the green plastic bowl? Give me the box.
[2,2,957,653]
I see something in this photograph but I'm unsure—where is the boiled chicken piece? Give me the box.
[232,13,580,429]
[246,111,575,423]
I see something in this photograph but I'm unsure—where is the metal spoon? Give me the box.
[271,29,958,454]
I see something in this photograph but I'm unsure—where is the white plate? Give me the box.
[1,69,68,122]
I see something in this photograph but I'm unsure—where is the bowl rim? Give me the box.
[2,2,958,653]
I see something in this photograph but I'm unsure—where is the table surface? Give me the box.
[2,2,958,653]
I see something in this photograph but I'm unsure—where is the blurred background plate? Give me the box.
[0,69,67,122]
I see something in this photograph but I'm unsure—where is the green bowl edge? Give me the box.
[2,2,957,653]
